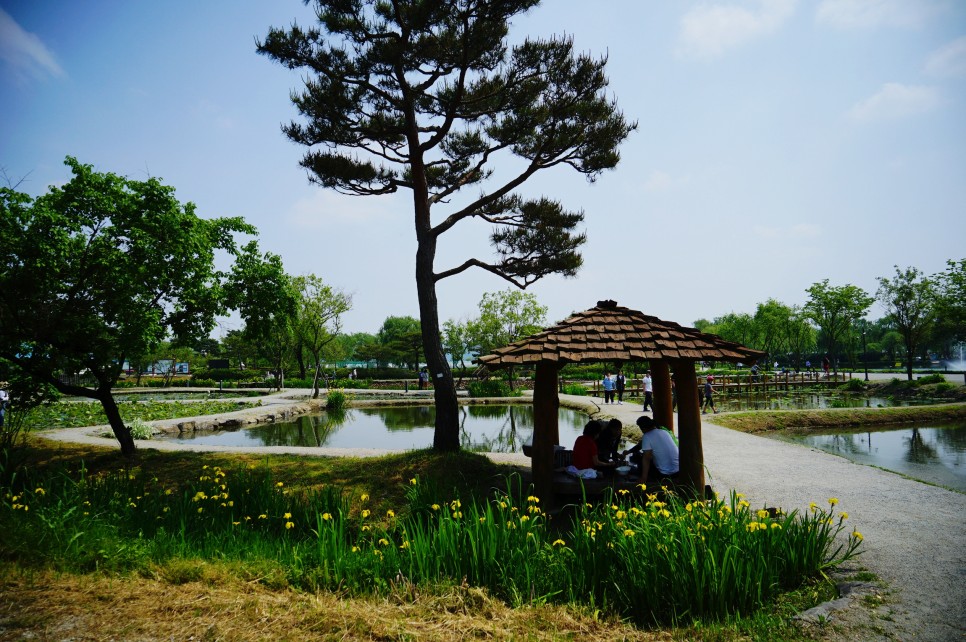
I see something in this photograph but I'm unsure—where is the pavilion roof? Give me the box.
[476,300,765,369]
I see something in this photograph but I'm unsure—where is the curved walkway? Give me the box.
[38,391,966,641]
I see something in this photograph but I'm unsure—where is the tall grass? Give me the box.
[1,460,862,626]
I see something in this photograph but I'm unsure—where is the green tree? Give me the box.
[467,289,548,355]
[934,259,966,348]
[0,157,253,454]
[803,280,874,375]
[225,242,298,390]
[876,266,936,381]
[258,0,635,450]
[291,275,352,397]
[378,316,422,369]
[442,319,473,380]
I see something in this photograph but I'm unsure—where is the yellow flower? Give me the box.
[618,489,629,496]
[197,507,203,514]
[410,477,417,485]
[285,521,294,529]
[552,539,566,547]
[165,489,173,496]
[840,512,849,521]
[360,493,369,502]
[361,509,371,519]
[431,504,440,511]
[520,515,530,522]
[479,517,486,524]
[852,530,864,541]
[258,514,268,520]
[809,502,818,512]
[351,546,360,553]
[527,495,540,504]
[362,525,371,532]
[386,509,395,519]
[771,522,782,530]
[450,499,462,510]
[757,509,769,520]
[499,501,508,509]
[322,512,332,521]
[453,511,463,519]
[615,510,627,520]
[232,521,240,526]
[738,500,750,509]
[623,529,635,537]
[378,538,389,547]
[34,488,45,496]
[400,541,410,549]
[284,512,292,519]
[829,497,839,506]
[276,482,284,488]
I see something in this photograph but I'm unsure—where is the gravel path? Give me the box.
[38,391,966,641]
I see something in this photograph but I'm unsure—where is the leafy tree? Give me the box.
[934,259,966,348]
[258,0,635,450]
[876,266,936,380]
[224,242,298,390]
[0,157,254,454]
[753,299,793,362]
[378,316,422,369]
[291,275,352,397]
[442,319,474,380]
[468,289,547,355]
[803,280,874,374]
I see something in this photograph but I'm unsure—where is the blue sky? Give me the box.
[2,0,964,335]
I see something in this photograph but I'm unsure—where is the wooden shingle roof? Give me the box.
[476,300,765,369]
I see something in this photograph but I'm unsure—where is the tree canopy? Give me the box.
[877,266,936,380]
[258,0,635,450]
[0,157,254,454]
[803,280,874,374]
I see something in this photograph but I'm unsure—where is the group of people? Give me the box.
[600,370,654,410]
[571,415,679,483]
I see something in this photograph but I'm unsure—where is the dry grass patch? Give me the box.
[0,567,667,641]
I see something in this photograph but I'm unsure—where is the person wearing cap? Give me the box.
[623,416,679,483]
[702,375,718,414]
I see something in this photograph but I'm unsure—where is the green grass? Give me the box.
[18,399,261,431]
[714,403,966,433]
[1,443,862,629]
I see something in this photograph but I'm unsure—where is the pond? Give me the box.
[710,392,932,412]
[110,391,269,401]
[158,404,594,453]
[770,422,966,492]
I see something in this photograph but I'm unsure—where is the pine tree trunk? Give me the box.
[97,388,136,456]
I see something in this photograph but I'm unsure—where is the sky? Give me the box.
[2,0,965,337]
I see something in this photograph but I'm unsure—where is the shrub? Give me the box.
[127,417,153,440]
[467,380,512,397]
[918,373,946,385]
[561,384,588,396]
[934,382,953,393]
[326,390,348,411]
[842,378,866,392]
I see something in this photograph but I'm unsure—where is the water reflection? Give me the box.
[161,404,588,453]
[776,422,966,492]
[717,393,925,412]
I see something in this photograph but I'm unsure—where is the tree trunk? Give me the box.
[906,337,915,381]
[416,231,460,451]
[96,387,136,456]
[674,360,704,498]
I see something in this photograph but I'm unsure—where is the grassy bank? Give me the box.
[715,402,966,433]
[0,438,861,641]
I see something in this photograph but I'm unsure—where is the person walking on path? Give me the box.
[614,370,626,405]
[641,370,654,412]
[601,371,616,404]
[701,375,718,414]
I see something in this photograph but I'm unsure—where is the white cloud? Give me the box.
[0,7,65,82]
[925,36,966,77]
[752,223,822,240]
[677,0,797,60]
[848,83,941,122]
[816,0,939,30]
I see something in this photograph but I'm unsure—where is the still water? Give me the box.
[160,404,591,453]
[713,393,927,412]
[773,422,966,492]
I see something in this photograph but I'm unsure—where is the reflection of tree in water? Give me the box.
[461,405,536,453]
[253,410,351,447]
[362,406,435,431]
[820,432,866,456]
[903,428,939,465]
[934,423,966,455]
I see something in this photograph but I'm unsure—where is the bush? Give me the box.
[918,373,946,385]
[842,378,866,392]
[326,390,348,411]
[127,417,152,440]
[561,383,588,396]
[934,382,954,393]
[467,380,512,397]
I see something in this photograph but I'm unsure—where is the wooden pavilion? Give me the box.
[476,300,765,507]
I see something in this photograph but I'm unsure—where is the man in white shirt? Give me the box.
[624,415,679,482]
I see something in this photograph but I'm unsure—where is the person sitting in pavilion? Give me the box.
[571,420,619,477]
[623,415,679,483]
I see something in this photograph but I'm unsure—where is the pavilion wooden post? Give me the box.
[673,359,705,498]
[651,360,674,434]
[532,361,561,509]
